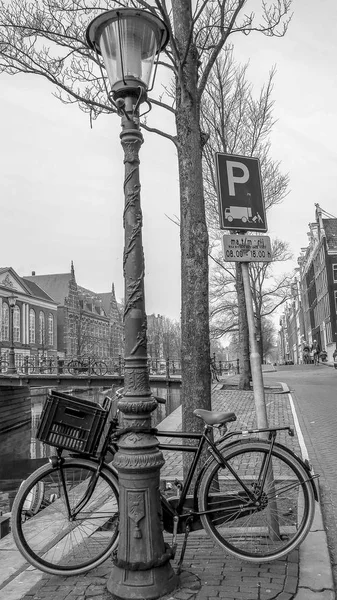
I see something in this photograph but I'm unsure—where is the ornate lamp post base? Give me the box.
[107,455,178,599]
[107,380,178,599]
[109,566,177,600]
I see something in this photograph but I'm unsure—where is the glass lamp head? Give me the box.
[86,8,169,101]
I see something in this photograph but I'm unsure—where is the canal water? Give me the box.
[0,384,181,517]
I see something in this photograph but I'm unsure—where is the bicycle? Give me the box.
[23,357,56,374]
[67,357,108,376]
[11,389,318,577]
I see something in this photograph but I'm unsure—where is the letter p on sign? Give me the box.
[226,161,250,196]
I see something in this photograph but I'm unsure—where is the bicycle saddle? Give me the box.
[193,409,236,425]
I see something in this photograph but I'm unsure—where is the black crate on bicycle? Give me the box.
[36,390,109,454]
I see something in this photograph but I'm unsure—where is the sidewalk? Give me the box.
[0,378,334,600]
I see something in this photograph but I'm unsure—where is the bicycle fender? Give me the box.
[272,441,319,502]
[101,460,119,481]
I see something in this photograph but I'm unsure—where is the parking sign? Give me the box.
[215,153,268,232]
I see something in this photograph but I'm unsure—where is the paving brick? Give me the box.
[274,593,293,600]
[283,575,298,593]
[173,591,196,600]
[85,585,105,596]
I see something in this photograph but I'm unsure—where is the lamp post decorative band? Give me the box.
[86,9,177,599]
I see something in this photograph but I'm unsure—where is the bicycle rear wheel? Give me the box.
[92,361,107,375]
[68,360,81,375]
[199,440,315,562]
[11,458,119,575]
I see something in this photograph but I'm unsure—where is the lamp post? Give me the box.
[86,9,177,600]
[8,294,17,374]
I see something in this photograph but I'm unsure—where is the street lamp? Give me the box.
[86,9,176,600]
[8,294,18,374]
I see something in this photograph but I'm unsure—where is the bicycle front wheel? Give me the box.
[11,458,119,575]
[199,440,315,562]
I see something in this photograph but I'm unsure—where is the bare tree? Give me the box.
[229,314,278,365]
[0,0,293,431]
[201,51,289,388]
[249,238,293,358]
[209,238,293,376]
[147,314,181,359]
[260,317,277,363]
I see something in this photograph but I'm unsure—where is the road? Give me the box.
[266,363,337,591]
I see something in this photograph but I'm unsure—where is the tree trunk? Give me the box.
[236,263,251,390]
[172,0,211,439]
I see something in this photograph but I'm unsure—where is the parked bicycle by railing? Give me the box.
[11,388,318,576]
[67,356,108,376]
[26,357,56,374]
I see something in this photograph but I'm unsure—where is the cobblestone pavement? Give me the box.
[0,379,333,600]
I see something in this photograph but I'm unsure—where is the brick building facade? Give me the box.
[0,267,58,369]
[279,205,337,363]
[25,263,123,359]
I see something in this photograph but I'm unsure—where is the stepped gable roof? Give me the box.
[99,286,122,318]
[77,285,106,314]
[323,218,337,252]
[77,284,98,298]
[24,273,72,305]
[96,292,111,317]
[22,279,55,303]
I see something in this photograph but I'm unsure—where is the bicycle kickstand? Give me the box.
[176,516,193,575]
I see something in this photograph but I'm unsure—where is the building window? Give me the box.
[1,303,9,341]
[39,311,45,345]
[333,264,337,283]
[13,306,20,342]
[29,309,36,344]
[48,314,54,346]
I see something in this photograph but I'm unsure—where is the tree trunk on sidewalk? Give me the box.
[172,0,211,436]
[172,0,211,480]
[236,263,251,390]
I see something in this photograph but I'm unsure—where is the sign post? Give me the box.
[216,153,270,431]
[217,151,280,538]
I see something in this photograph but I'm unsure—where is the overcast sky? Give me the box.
[1,0,336,322]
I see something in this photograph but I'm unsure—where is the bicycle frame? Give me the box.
[51,418,317,532]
